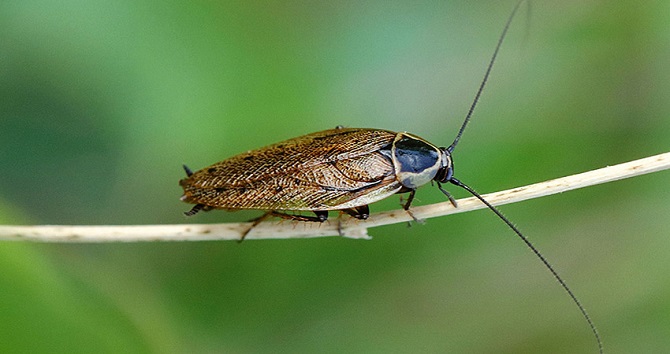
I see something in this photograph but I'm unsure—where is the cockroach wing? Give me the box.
[180,128,403,211]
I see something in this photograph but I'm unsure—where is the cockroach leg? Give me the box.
[240,211,273,242]
[342,205,370,220]
[405,209,425,225]
[336,218,344,236]
[402,190,416,210]
[265,211,329,222]
[437,182,458,207]
[400,190,423,224]
[313,210,329,222]
[240,210,330,242]
[337,205,369,236]
[248,211,329,223]
[395,188,418,224]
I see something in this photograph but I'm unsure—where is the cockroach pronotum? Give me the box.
[179,1,603,352]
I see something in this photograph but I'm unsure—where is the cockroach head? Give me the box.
[434,147,454,183]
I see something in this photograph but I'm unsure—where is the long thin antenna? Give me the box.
[448,0,525,153]
[449,177,604,354]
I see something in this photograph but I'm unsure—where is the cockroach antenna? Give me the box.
[443,1,604,352]
[448,0,522,153]
[449,178,603,353]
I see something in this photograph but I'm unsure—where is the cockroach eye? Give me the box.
[435,149,454,183]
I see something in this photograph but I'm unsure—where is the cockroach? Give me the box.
[179,1,603,352]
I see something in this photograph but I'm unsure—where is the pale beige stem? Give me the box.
[1,152,668,242]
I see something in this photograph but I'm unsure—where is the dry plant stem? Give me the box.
[1,152,669,243]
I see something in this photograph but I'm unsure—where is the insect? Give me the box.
[180,127,453,224]
[179,1,603,352]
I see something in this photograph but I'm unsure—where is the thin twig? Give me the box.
[1,152,668,243]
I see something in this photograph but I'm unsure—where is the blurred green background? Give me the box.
[1,0,669,353]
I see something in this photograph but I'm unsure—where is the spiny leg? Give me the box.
[240,211,273,242]
[400,190,422,224]
[437,182,458,207]
[338,205,370,236]
[240,210,329,242]
[342,205,369,220]
[402,190,416,210]
[268,210,329,222]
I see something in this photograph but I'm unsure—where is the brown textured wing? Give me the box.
[180,128,402,210]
